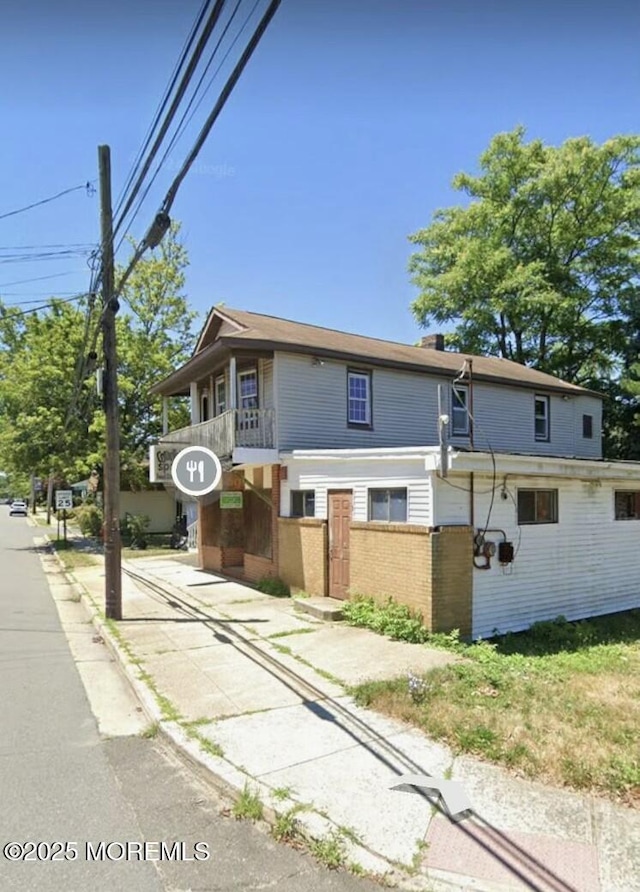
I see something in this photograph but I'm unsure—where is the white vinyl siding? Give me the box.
[433,473,640,639]
[280,457,433,525]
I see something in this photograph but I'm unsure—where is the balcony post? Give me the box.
[229,356,237,412]
[190,382,200,425]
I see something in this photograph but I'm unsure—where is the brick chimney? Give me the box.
[420,333,445,351]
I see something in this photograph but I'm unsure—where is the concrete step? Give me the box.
[294,596,344,622]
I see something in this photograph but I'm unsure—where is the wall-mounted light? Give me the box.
[311,357,325,367]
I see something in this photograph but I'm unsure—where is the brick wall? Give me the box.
[244,553,276,583]
[278,518,327,595]
[350,522,433,620]
[431,525,473,638]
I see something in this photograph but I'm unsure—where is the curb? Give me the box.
[41,534,422,888]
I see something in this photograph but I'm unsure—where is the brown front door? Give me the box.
[328,490,352,600]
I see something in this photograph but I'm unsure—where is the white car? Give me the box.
[9,500,27,516]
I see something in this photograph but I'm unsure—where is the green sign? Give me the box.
[220,491,243,509]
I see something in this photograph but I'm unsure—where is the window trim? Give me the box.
[582,413,593,440]
[534,394,550,442]
[614,490,640,521]
[367,487,408,523]
[290,489,315,518]
[347,368,373,429]
[517,488,558,525]
[215,374,226,416]
[238,367,259,411]
[451,383,470,437]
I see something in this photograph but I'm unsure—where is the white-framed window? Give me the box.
[238,369,258,410]
[347,369,371,427]
[451,383,470,436]
[614,491,640,520]
[368,488,407,523]
[291,490,315,517]
[535,395,550,441]
[517,489,558,525]
[215,375,226,415]
[582,414,593,439]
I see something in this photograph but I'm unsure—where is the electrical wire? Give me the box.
[161,0,281,217]
[0,271,82,288]
[112,0,228,242]
[0,293,89,318]
[112,0,212,225]
[0,182,95,222]
[114,0,248,252]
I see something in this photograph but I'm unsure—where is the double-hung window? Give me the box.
[238,369,258,410]
[451,383,470,436]
[535,395,550,442]
[347,370,371,427]
[215,375,226,415]
[368,488,407,522]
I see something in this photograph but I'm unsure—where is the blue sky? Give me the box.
[0,0,638,345]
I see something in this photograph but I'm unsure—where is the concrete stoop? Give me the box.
[294,596,344,622]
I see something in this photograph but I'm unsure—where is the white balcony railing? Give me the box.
[160,409,275,457]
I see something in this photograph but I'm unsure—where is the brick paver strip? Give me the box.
[425,816,600,891]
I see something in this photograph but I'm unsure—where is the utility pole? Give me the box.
[98,145,122,620]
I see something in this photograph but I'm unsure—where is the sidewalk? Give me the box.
[43,532,640,892]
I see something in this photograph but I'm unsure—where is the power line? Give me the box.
[0,293,89,318]
[162,0,281,217]
[113,0,211,224]
[120,0,250,242]
[0,182,96,222]
[0,271,82,288]
[112,0,228,242]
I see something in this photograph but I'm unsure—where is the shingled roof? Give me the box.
[152,306,600,398]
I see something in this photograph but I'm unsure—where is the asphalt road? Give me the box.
[0,510,380,892]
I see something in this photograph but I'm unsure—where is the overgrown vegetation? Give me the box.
[256,576,290,598]
[75,503,104,538]
[342,595,463,649]
[352,612,640,804]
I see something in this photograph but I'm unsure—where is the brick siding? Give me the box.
[278,517,327,595]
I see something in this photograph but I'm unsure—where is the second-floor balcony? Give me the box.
[160,408,276,458]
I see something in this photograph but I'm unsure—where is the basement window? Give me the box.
[291,490,315,518]
[368,488,407,523]
[614,491,640,520]
[517,489,558,525]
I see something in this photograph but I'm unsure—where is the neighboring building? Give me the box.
[151,306,640,639]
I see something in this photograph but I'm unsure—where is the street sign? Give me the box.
[55,490,73,510]
[171,446,222,497]
[220,491,243,509]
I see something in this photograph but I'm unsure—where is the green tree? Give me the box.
[0,296,102,483]
[87,222,197,485]
[408,128,640,387]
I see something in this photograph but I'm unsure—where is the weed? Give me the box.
[273,806,304,841]
[343,595,463,649]
[308,830,347,870]
[256,577,290,598]
[272,786,294,801]
[233,784,264,821]
[141,723,159,739]
[268,628,317,640]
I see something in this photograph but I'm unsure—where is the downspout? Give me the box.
[469,472,474,527]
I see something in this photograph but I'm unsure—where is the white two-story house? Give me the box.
[151,306,640,639]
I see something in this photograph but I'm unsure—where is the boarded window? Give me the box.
[244,490,272,557]
[517,489,558,525]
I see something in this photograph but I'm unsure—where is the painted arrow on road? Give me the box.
[390,773,473,821]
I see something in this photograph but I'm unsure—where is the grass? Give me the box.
[351,611,640,805]
[308,830,348,870]
[52,539,101,569]
[232,784,264,821]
